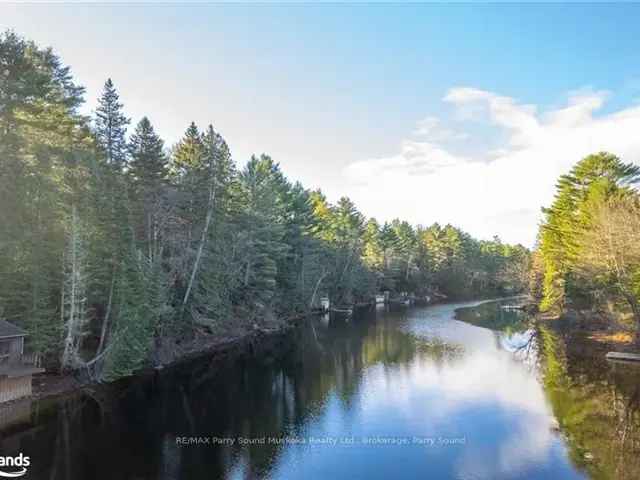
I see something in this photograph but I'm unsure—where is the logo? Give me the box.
[0,454,30,478]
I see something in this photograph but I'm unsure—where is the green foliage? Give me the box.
[235,155,290,313]
[102,251,171,380]
[0,30,531,380]
[538,152,640,314]
[0,31,89,361]
[128,117,167,190]
[94,78,129,167]
[171,121,204,178]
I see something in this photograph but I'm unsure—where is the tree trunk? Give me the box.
[61,205,88,371]
[97,268,116,354]
[61,206,79,370]
[309,270,328,309]
[406,254,413,281]
[182,182,216,308]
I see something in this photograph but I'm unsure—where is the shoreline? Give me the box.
[2,298,445,410]
[7,313,307,411]
[4,296,541,412]
[539,308,639,353]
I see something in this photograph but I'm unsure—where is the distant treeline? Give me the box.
[0,31,529,380]
[531,152,640,342]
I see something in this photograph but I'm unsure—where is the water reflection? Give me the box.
[537,324,640,480]
[0,301,637,479]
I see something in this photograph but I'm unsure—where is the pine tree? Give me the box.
[539,152,640,312]
[101,247,169,380]
[0,31,88,357]
[191,142,240,328]
[275,182,319,312]
[170,122,205,276]
[127,117,168,263]
[128,117,167,191]
[1,29,538,379]
[95,78,130,168]
[181,125,233,310]
[171,122,204,177]
[362,219,384,271]
[235,155,289,315]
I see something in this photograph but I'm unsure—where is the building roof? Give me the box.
[0,320,26,339]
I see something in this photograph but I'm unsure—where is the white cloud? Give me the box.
[356,305,558,478]
[344,87,640,246]
[347,140,470,183]
[413,115,469,141]
[545,88,608,127]
[445,87,540,148]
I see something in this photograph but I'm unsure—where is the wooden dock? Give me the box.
[605,352,640,363]
[500,304,526,311]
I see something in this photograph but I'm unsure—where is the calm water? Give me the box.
[3,300,640,479]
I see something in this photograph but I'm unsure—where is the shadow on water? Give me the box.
[0,308,455,480]
[1,300,638,479]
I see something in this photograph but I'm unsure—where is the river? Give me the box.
[3,300,640,479]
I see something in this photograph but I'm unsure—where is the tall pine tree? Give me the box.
[128,117,168,263]
[128,117,167,192]
[95,78,130,168]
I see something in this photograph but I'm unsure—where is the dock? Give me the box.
[500,304,526,311]
[605,352,640,363]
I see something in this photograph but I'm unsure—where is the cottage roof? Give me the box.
[0,320,26,339]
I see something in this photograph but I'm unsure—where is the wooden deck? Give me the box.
[605,352,640,363]
[0,365,43,402]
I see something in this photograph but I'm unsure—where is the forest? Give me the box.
[531,152,640,343]
[0,31,529,381]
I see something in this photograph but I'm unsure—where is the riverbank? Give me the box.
[16,312,307,408]
[539,308,639,354]
[7,297,516,410]
[5,297,611,480]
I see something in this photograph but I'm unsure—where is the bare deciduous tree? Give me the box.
[576,195,640,342]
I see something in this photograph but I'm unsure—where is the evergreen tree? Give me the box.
[95,78,130,167]
[235,155,289,315]
[0,29,536,379]
[278,183,324,312]
[171,121,204,177]
[128,116,168,263]
[128,117,167,196]
[539,152,640,312]
[362,219,384,272]
[181,124,234,314]
[0,31,88,358]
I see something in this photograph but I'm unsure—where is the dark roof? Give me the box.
[0,320,26,338]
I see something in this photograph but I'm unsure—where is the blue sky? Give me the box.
[3,3,640,245]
